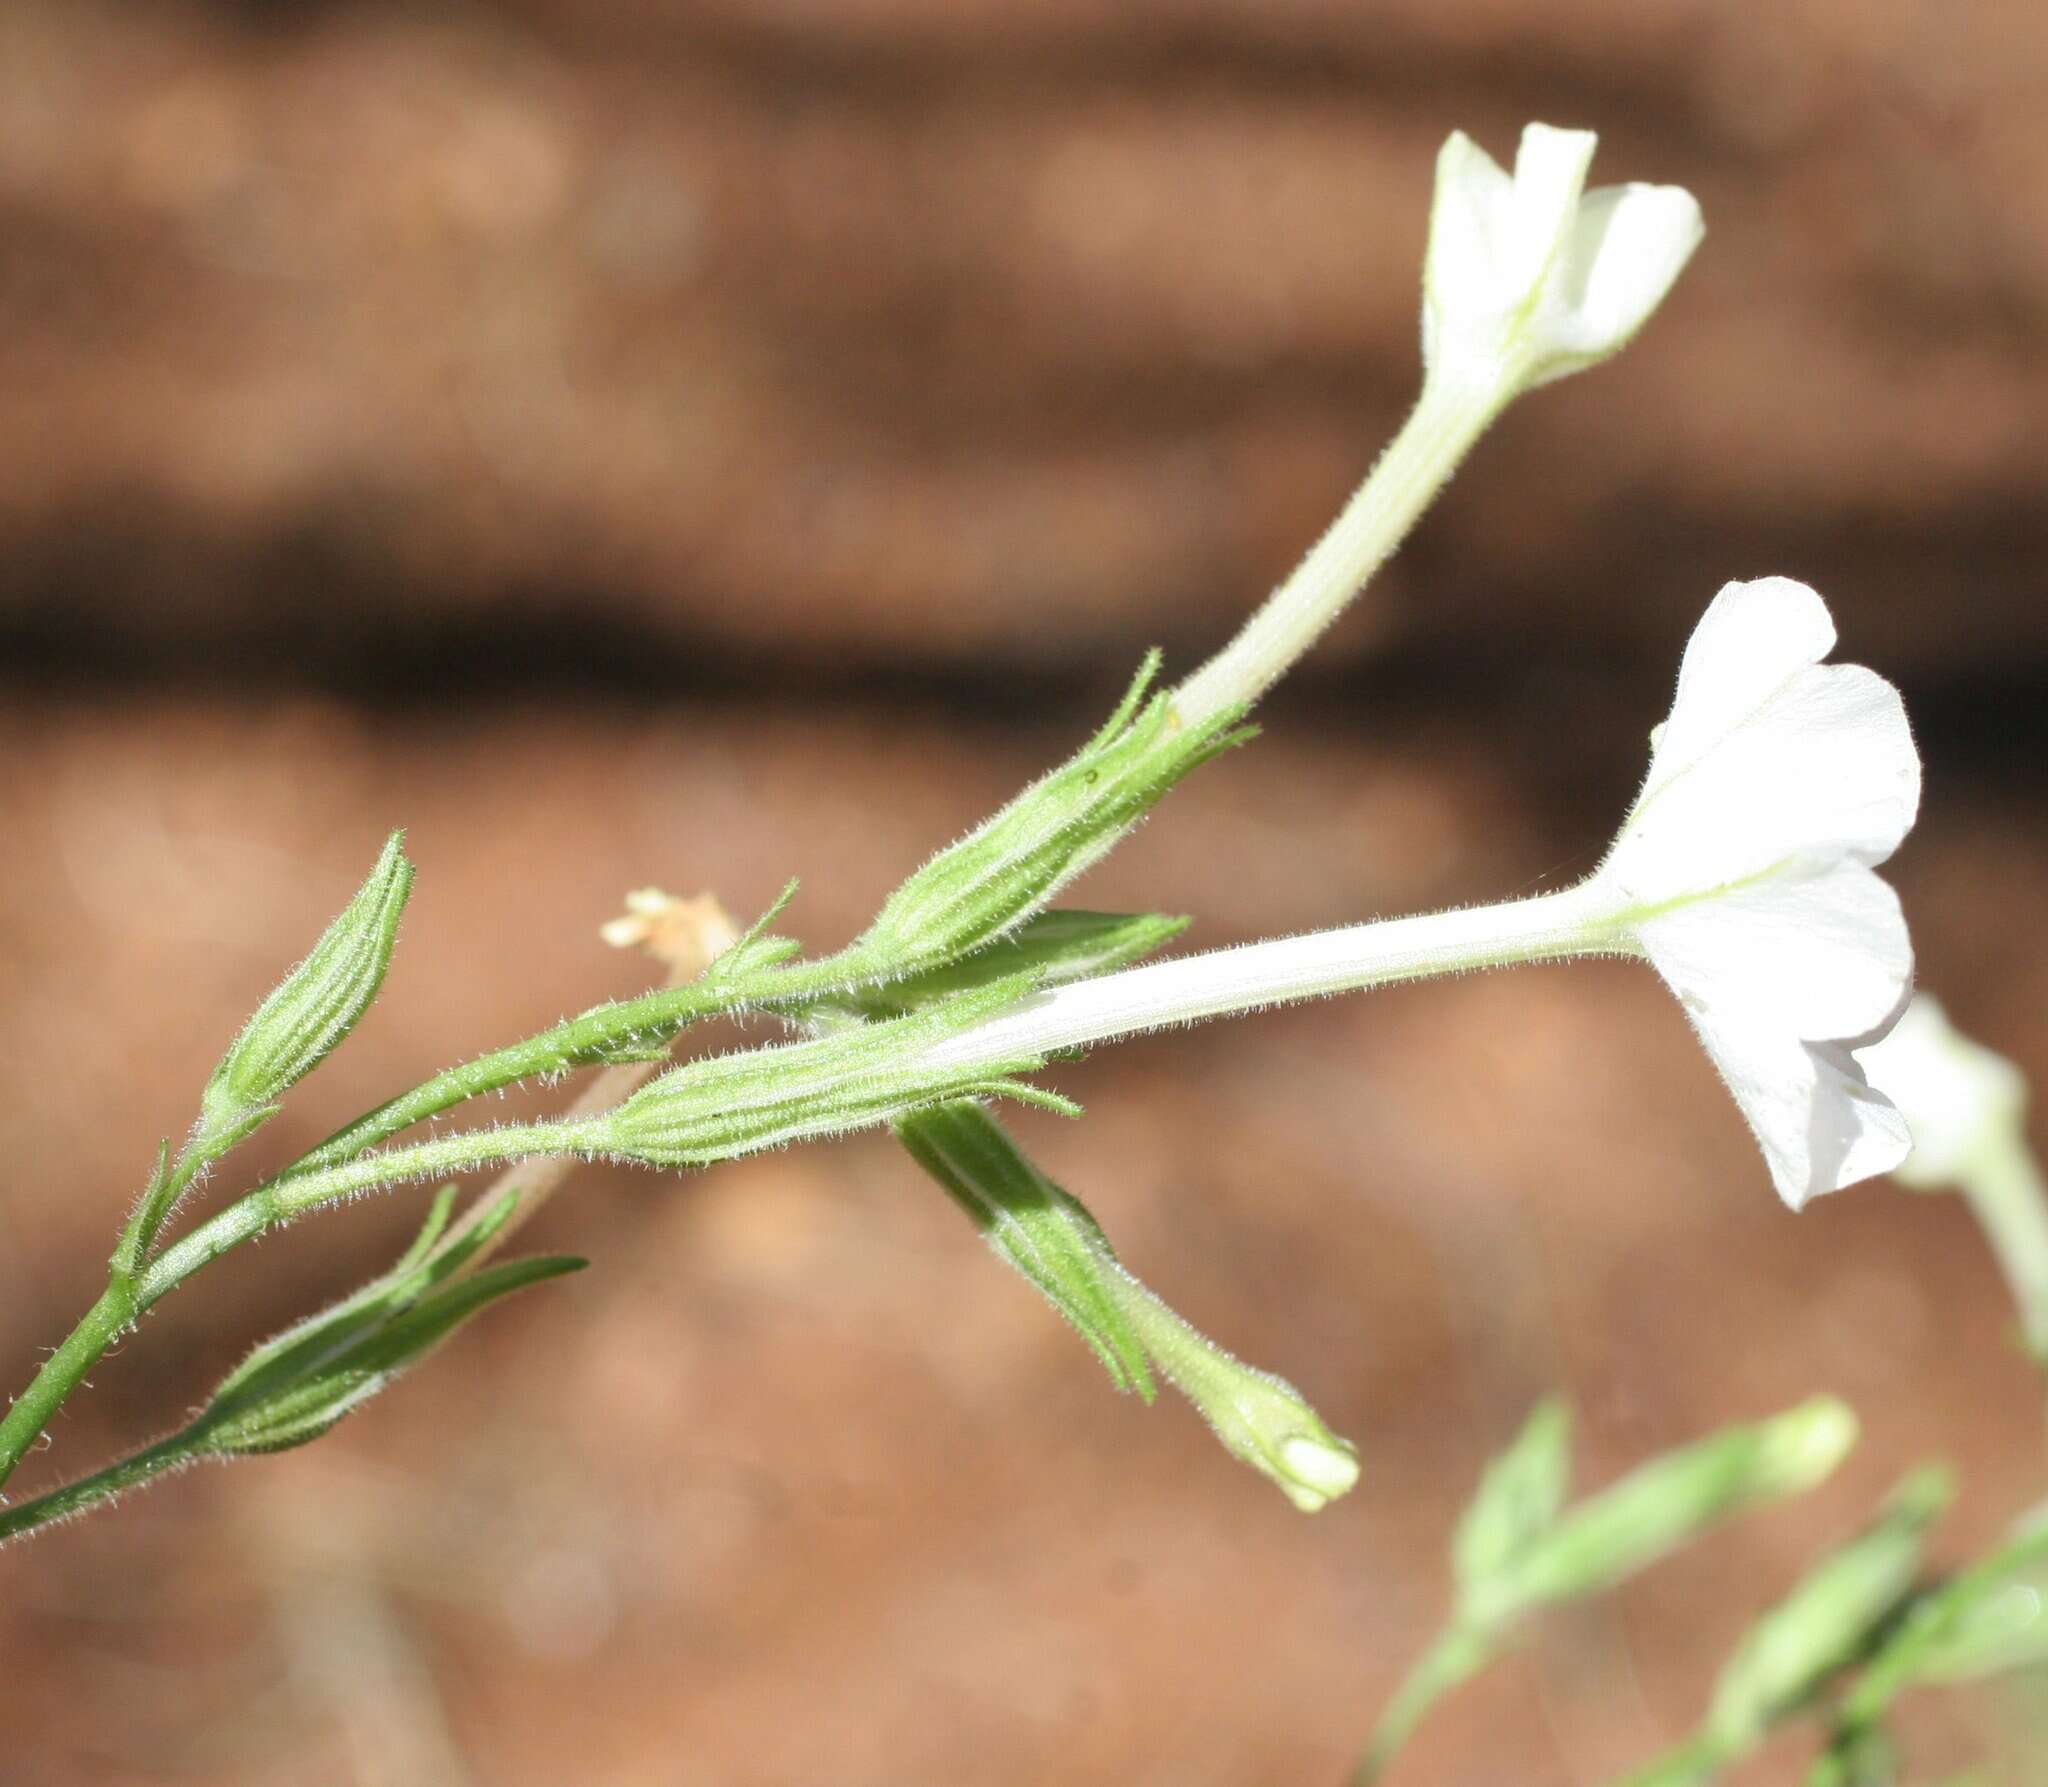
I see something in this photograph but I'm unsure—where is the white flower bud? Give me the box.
[1423,123,1703,394]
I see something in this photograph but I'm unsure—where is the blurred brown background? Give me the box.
[2,2,2046,1782]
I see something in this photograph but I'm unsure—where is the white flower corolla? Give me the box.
[1860,994,2029,1191]
[1172,123,1703,729]
[1587,577,1921,1208]
[922,580,1916,1212]
[1423,123,1704,394]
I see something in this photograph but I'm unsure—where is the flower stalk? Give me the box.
[1171,375,1504,727]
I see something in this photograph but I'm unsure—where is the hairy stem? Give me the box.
[284,953,857,1176]
[923,881,1631,1074]
[1174,374,1502,728]
[442,899,732,1276]
[0,1282,136,1493]
[0,1427,200,1544]
[1959,1131,2048,1364]
[139,1121,606,1310]
[0,1121,598,1496]
[1352,1625,1492,1784]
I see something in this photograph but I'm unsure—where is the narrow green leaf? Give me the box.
[198,1213,580,1459]
[1475,1398,1858,1627]
[210,1186,513,1411]
[1705,1467,1950,1747]
[707,879,805,981]
[1454,1399,1573,1591]
[108,1139,172,1283]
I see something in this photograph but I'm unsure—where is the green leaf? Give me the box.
[108,1140,172,1282]
[193,1186,581,1458]
[706,879,805,981]
[850,654,1249,979]
[1453,1399,1573,1591]
[1475,1398,1858,1628]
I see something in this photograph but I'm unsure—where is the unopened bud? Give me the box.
[200,831,412,1143]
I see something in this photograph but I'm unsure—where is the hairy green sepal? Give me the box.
[607,980,1072,1170]
[850,654,1248,980]
[112,832,415,1280]
[895,1101,1357,1510]
[896,1100,1154,1396]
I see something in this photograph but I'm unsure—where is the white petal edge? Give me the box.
[1609,659,1920,901]
[1534,181,1706,381]
[1507,124,1598,287]
[1639,578,1838,804]
[1423,131,1514,372]
[1860,994,2031,1189]
[1664,997,1913,1209]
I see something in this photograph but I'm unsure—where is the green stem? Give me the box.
[136,1121,604,1311]
[0,1119,599,1496]
[1613,1733,1730,1787]
[0,1282,136,1493]
[0,1427,200,1545]
[1958,1131,2048,1365]
[1352,1624,1493,1784]
[285,955,859,1175]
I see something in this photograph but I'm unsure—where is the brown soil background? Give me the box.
[2,3,2045,1782]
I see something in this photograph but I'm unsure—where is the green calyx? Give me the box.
[849,653,1249,981]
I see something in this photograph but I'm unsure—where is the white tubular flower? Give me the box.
[925,579,1917,1211]
[1861,994,2048,1360]
[1587,577,1921,1208]
[1423,123,1704,394]
[1859,994,2029,1192]
[1172,123,1702,728]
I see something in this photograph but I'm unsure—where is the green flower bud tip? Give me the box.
[199,830,413,1140]
[1756,1396,1860,1492]
[1108,1267,1358,1512]
[1488,1398,1857,1616]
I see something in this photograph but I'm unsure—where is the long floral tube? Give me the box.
[937,578,1920,1211]
[919,882,1632,1071]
